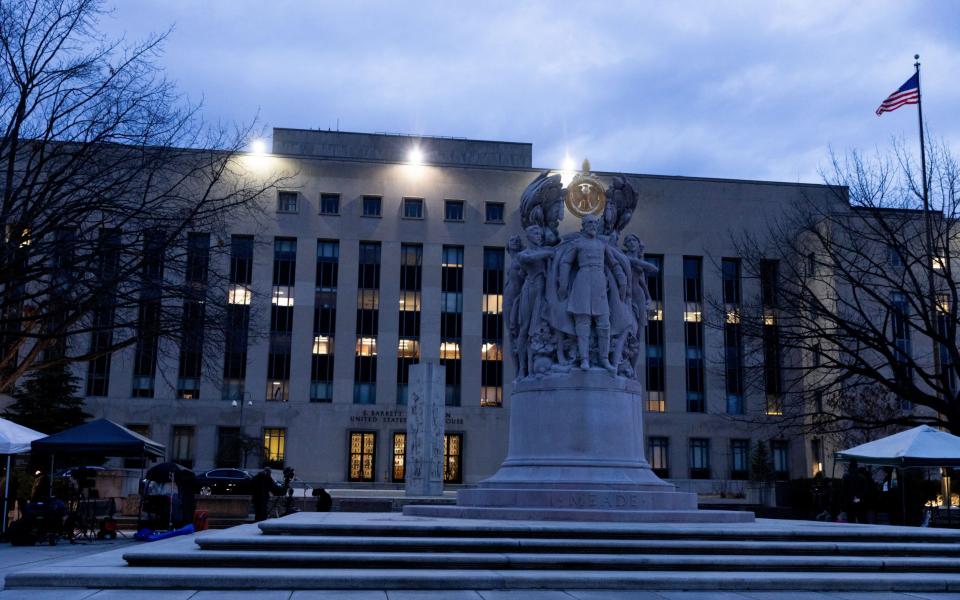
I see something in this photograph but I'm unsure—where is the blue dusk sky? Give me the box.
[102,1,959,183]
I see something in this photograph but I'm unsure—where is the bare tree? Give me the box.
[0,0,285,395]
[718,138,960,436]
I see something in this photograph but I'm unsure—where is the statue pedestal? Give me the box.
[405,371,753,523]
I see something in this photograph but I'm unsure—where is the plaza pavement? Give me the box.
[3,534,960,599]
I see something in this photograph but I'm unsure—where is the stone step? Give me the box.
[258,517,960,543]
[7,566,960,592]
[197,533,960,556]
[120,549,960,573]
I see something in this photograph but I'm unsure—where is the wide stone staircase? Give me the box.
[7,511,960,592]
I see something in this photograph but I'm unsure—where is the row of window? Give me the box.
[647,437,791,481]
[278,191,505,223]
[644,256,783,416]
[128,422,790,484]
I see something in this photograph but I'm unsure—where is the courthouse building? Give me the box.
[70,128,843,492]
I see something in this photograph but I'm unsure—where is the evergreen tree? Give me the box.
[2,362,89,434]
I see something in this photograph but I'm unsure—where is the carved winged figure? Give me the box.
[520,171,564,246]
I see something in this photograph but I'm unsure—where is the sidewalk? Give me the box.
[3,536,960,599]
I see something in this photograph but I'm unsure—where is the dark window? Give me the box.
[721,258,740,305]
[730,439,749,480]
[320,193,340,215]
[771,440,789,480]
[683,256,702,303]
[760,259,779,307]
[403,198,423,219]
[277,191,298,213]
[362,195,382,217]
[444,200,464,221]
[485,202,505,223]
[689,438,710,479]
[683,257,704,413]
[171,426,195,469]
[216,427,242,468]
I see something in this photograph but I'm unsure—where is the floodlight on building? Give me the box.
[250,138,268,155]
[408,147,424,165]
[560,154,577,187]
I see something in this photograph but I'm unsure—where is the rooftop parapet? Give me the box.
[272,128,532,168]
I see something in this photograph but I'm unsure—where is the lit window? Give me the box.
[482,294,503,314]
[725,306,740,324]
[650,302,663,321]
[357,289,380,310]
[349,431,376,482]
[646,390,665,413]
[397,339,420,358]
[440,341,461,360]
[403,198,423,219]
[683,302,701,323]
[313,335,332,355]
[765,394,784,416]
[398,290,421,311]
[272,286,294,307]
[937,294,951,313]
[262,428,286,467]
[481,342,501,360]
[933,255,948,270]
[356,337,378,356]
[266,380,289,402]
[393,433,406,482]
[444,433,463,483]
[763,312,777,326]
[228,284,251,305]
[648,437,669,478]
[444,200,464,221]
[480,386,502,407]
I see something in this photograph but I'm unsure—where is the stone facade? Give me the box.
[22,129,847,493]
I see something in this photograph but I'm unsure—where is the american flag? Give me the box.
[876,72,920,116]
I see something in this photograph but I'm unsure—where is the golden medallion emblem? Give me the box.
[564,159,605,218]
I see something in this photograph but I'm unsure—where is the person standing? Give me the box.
[250,467,274,522]
[841,460,868,523]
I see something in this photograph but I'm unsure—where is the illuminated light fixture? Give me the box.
[408,147,424,165]
[250,138,267,155]
[560,154,577,187]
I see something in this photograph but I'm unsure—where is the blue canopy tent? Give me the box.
[31,419,165,497]
[31,419,165,458]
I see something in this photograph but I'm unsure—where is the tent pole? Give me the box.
[899,467,907,525]
[2,454,11,536]
[48,454,54,497]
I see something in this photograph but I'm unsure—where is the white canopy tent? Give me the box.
[0,418,46,536]
[835,425,960,468]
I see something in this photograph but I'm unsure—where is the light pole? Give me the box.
[232,393,253,468]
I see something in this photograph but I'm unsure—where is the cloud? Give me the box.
[102,0,960,183]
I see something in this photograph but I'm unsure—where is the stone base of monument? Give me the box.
[408,370,751,523]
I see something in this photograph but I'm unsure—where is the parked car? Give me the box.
[195,468,252,496]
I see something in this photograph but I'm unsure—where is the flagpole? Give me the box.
[915,56,936,318]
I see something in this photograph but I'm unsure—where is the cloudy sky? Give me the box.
[102,1,959,183]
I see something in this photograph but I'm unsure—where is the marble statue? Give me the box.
[507,168,646,380]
